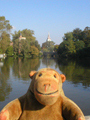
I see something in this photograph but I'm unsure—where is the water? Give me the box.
[0,57,90,115]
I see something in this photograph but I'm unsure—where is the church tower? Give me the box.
[46,33,51,41]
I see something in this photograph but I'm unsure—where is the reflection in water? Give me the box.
[0,58,90,115]
[42,58,56,67]
[0,62,4,67]
[13,58,40,80]
[56,59,90,88]
[0,58,13,101]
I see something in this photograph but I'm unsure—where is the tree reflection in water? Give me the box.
[56,58,90,88]
[0,58,13,101]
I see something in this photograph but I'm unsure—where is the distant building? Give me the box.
[46,33,51,42]
[19,33,26,41]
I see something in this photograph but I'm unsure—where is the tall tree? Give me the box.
[12,29,40,57]
[83,27,90,47]
[0,16,12,34]
[0,16,12,53]
[73,28,82,41]
[63,32,73,41]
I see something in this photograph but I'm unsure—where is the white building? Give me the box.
[46,33,51,42]
[19,33,26,41]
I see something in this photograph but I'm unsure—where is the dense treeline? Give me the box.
[1,16,90,59]
[55,27,90,58]
[0,16,41,58]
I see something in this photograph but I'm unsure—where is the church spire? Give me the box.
[47,33,51,41]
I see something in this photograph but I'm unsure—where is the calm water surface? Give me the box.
[0,57,90,115]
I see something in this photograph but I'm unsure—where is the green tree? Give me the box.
[63,32,73,41]
[30,46,39,57]
[61,32,75,57]
[42,41,55,52]
[0,16,12,33]
[83,27,90,47]
[74,41,85,51]
[12,29,40,57]
[57,41,69,57]
[0,16,12,53]
[54,45,59,52]
[0,31,11,53]
[6,46,13,56]
[35,40,41,51]
[73,28,82,41]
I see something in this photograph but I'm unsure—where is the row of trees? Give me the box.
[55,27,90,58]
[1,16,90,59]
[0,16,41,57]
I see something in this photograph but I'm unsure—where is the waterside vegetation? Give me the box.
[55,27,90,59]
[0,16,90,59]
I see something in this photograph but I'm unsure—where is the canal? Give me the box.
[0,57,90,115]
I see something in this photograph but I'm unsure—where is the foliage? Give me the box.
[0,16,12,53]
[42,41,55,52]
[56,59,90,87]
[30,46,39,57]
[73,28,82,41]
[0,16,12,33]
[57,41,69,56]
[6,46,13,56]
[13,58,40,80]
[12,29,40,57]
[0,31,11,53]
[57,26,90,58]
[63,32,73,41]
[74,41,85,51]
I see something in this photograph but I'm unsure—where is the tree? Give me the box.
[6,46,13,56]
[73,28,82,41]
[0,16,12,53]
[83,28,90,47]
[35,40,41,51]
[66,40,76,55]
[42,41,55,52]
[0,16,12,34]
[12,29,40,57]
[57,26,90,58]
[30,46,39,57]
[63,32,73,41]
[0,31,11,53]
[57,39,75,57]
[57,41,69,56]
[54,45,59,52]
[74,41,85,51]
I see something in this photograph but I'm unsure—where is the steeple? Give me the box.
[47,33,51,41]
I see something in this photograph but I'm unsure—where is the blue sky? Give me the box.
[0,0,90,45]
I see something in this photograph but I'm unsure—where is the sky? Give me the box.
[0,0,90,46]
